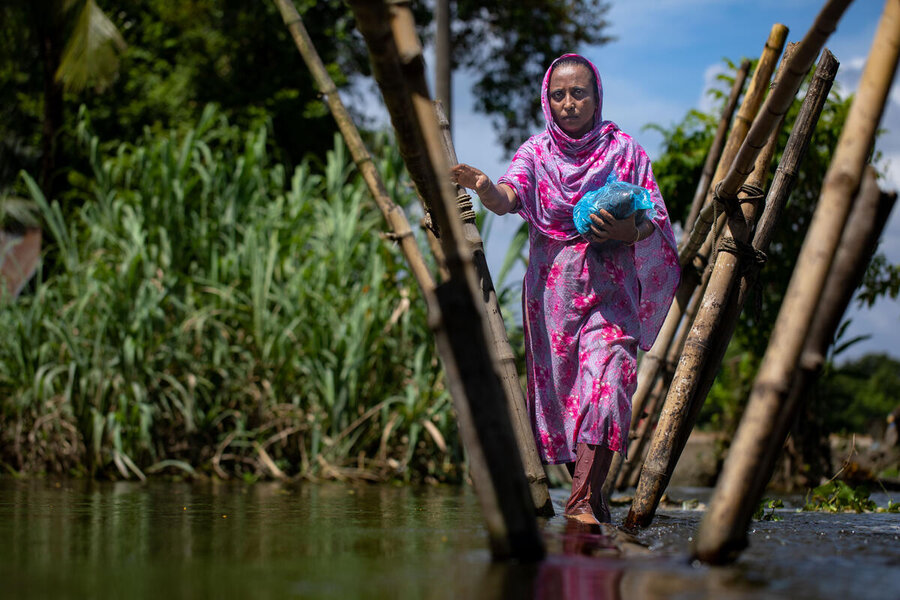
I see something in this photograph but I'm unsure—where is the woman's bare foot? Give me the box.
[565,511,601,525]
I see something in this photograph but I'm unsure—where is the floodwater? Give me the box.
[1,479,898,599]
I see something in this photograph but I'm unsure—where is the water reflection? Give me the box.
[1,479,898,599]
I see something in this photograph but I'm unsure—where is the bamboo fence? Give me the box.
[606,26,787,495]
[346,0,544,561]
[627,0,855,529]
[435,101,554,516]
[626,116,782,530]
[626,45,842,530]
[694,0,900,563]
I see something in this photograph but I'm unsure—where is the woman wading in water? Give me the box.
[452,54,679,524]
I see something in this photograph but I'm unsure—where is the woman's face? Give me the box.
[548,63,596,139]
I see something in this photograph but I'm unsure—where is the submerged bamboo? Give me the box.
[436,101,553,517]
[681,59,752,242]
[347,0,544,561]
[273,0,435,295]
[695,1,900,561]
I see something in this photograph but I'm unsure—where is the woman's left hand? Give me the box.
[587,210,638,244]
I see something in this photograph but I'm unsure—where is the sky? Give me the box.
[437,0,899,363]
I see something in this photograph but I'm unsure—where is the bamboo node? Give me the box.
[382,230,414,242]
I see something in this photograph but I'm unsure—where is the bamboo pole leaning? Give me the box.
[680,0,854,266]
[615,240,718,491]
[679,25,789,264]
[606,224,717,494]
[605,28,787,495]
[346,0,544,561]
[680,59,752,244]
[272,0,435,295]
[626,46,841,530]
[625,117,782,529]
[435,101,554,517]
[746,168,895,527]
[632,24,787,429]
[694,0,900,563]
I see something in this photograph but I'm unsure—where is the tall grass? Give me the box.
[0,106,459,482]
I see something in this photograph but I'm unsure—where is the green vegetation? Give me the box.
[801,480,899,513]
[0,107,460,482]
[814,353,900,435]
[0,0,613,200]
[753,498,784,521]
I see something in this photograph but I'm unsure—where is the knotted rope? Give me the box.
[456,190,477,224]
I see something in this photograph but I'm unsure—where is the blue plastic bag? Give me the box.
[572,173,655,237]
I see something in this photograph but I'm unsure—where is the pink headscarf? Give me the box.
[498,53,680,350]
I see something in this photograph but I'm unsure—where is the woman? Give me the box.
[452,54,679,524]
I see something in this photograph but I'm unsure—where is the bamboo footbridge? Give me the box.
[272,0,900,565]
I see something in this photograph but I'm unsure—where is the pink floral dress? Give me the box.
[498,55,679,465]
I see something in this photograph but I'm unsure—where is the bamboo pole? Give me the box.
[625,46,839,529]
[607,227,714,493]
[617,249,717,491]
[695,1,900,560]
[436,101,554,517]
[625,105,784,531]
[614,28,789,493]
[682,49,840,499]
[745,168,895,524]
[347,0,544,561]
[272,0,435,295]
[681,0,854,266]
[679,25,789,264]
[681,59,751,242]
[435,0,451,124]
[794,173,895,407]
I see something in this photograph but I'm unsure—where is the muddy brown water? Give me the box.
[1,479,897,599]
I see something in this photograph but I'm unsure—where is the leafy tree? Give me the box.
[0,0,615,202]
[0,0,126,200]
[815,353,900,435]
[453,0,614,151]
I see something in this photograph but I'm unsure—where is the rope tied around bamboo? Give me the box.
[706,182,767,270]
[712,181,765,213]
[716,237,768,274]
[456,190,477,223]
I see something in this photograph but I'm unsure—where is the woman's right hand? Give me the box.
[451,163,492,195]
[450,163,518,215]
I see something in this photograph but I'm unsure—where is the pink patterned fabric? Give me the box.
[498,54,679,463]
